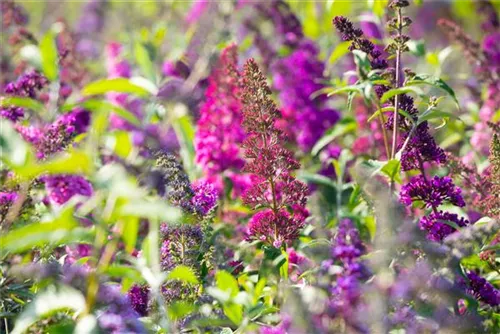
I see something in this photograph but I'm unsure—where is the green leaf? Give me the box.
[0,120,35,168]
[407,74,459,106]
[14,149,92,179]
[172,113,197,179]
[12,286,85,334]
[380,159,401,184]
[326,85,363,97]
[106,265,144,283]
[279,249,289,280]
[223,303,243,325]
[407,40,426,57]
[380,86,424,103]
[0,97,46,115]
[135,42,155,82]
[120,200,181,221]
[328,41,351,64]
[361,159,401,183]
[216,271,239,297]
[107,131,133,159]
[417,109,461,125]
[297,172,337,189]
[63,100,141,127]
[122,216,139,253]
[167,265,199,285]
[352,50,371,74]
[367,106,393,123]
[39,30,58,81]
[168,301,196,320]
[0,208,93,253]
[82,78,151,97]
[311,117,357,155]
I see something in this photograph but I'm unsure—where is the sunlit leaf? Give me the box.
[39,30,58,81]
[82,78,151,97]
[135,42,155,82]
[407,74,459,107]
[0,97,46,115]
[11,286,85,334]
[328,41,351,64]
[311,117,357,155]
[167,265,199,285]
[380,86,424,103]
[216,271,239,297]
[0,207,93,253]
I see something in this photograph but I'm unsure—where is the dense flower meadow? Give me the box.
[1,0,500,333]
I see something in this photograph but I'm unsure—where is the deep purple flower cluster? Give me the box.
[1,71,48,121]
[400,123,447,171]
[400,175,465,208]
[43,174,93,205]
[128,284,150,317]
[333,16,388,69]
[419,211,470,242]
[15,108,90,159]
[466,271,500,306]
[271,40,339,151]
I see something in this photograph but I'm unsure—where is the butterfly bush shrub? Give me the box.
[0,0,500,333]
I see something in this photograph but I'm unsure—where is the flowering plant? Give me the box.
[1,1,500,333]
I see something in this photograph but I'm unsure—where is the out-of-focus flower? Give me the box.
[0,191,17,221]
[75,0,108,58]
[64,244,92,266]
[15,108,90,159]
[195,44,245,176]
[43,175,93,205]
[1,0,28,28]
[128,284,149,317]
[271,40,339,151]
[1,71,48,121]
[152,151,194,210]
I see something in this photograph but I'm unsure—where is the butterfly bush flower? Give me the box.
[194,45,246,177]
[400,175,465,209]
[242,1,339,152]
[75,0,108,58]
[319,219,368,332]
[43,174,93,205]
[191,181,218,216]
[465,271,500,306]
[105,42,143,131]
[272,40,339,151]
[16,107,90,159]
[1,71,48,121]
[419,211,469,242]
[240,59,308,247]
[128,284,150,317]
